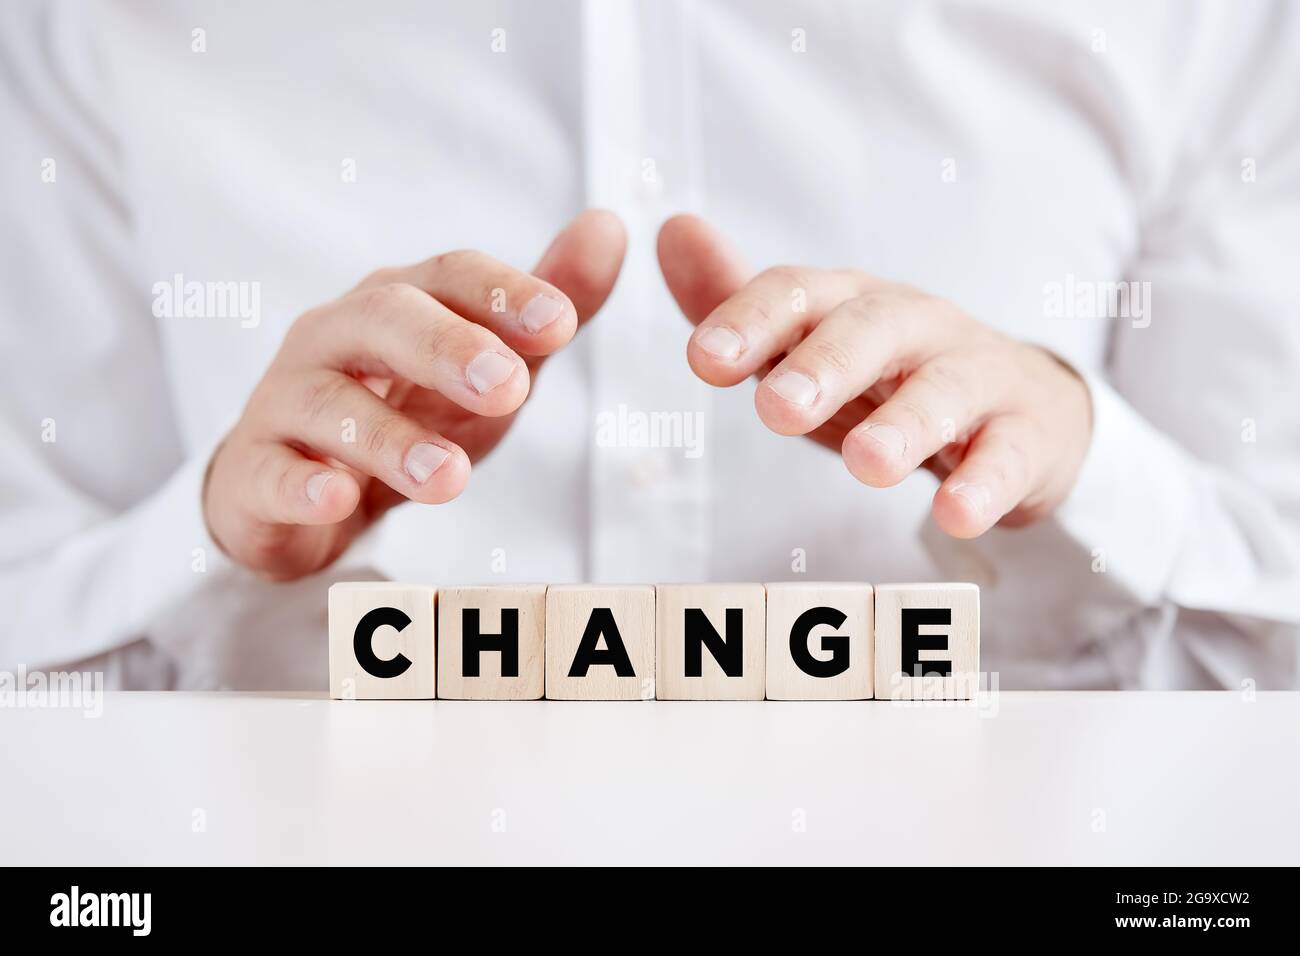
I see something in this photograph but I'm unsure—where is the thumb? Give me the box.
[657,213,753,324]
[533,208,628,327]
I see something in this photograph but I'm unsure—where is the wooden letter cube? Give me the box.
[874,583,979,700]
[437,585,545,699]
[765,582,873,700]
[329,583,436,699]
[656,584,765,700]
[545,585,655,700]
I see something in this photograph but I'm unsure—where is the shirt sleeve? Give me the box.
[926,1,1300,688]
[0,1,238,674]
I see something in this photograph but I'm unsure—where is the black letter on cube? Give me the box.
[462,608,520,677]
[901,607,951,677]
[354,606,413,679]
[684,608,745,677]
[567,607,636,678]
[790,606,850,678]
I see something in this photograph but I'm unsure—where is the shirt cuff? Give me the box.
[1049,373,1199,605]
[119,433,238,653]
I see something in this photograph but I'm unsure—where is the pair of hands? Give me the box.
[205,210,1092,580]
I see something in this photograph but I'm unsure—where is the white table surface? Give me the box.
[2,691,1297,865]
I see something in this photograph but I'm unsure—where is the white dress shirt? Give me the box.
[2,0,1298,691]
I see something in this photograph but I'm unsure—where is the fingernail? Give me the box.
[519,294,565,333]
[767,370,819,407]
[949,481,992,517]
[466,350,518,394]
[859,422,909,460]
[404,442,451,484]
[696,326,743,360]
[306,471,333,504]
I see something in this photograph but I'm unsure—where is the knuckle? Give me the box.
[416,319,469,366]
[891,397,938,437]
[360,265,400,289]
[284,305,328,349]
[273,461,300,508]
[987,455,1014,490]
[298,373,353,424]
[429,248,482,275]
[762,264,813,290]
[847,268,879,290]
[732,292,776,326]
[246,446,277,495]
[929,293,972,329]
[1004,442,1032,487]
[362,412,406,460]
[978,429,1032,494]
[1000,423,1040,485]
[850,291,903,325]
[849,292,909,346]
[358,282,422,325]
[918,358,975,400]
[805,336,856,376]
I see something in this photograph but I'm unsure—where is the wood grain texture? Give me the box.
[328,583,435,699]
[545,585,655,700]
[765,582,873,700]
[873,583,979,700]
[656,583,765,700]
[437,585,545,700]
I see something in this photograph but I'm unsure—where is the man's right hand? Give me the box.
[204,209,627,580]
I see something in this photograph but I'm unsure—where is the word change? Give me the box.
[328,582,979,701]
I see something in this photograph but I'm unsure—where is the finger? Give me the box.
[296,282,530,417]
[268,371,471,504]
[754,291,956,436]
[361,251,579,358]
[240,441,361,526]
[533,208,628,328]
[841,348,1002,488]
[657,213,753,323]
[686,265,869,387]
[931,415,1043,538]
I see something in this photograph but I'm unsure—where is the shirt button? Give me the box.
[629,167,663,206]
[629,451,668,488]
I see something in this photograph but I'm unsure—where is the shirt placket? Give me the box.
[580,0,711,583]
